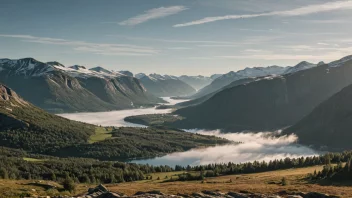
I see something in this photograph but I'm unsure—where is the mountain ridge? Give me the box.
[0,58,162,113]
[174,55,352,132]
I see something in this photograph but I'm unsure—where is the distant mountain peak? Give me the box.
[46,61,65,68]
[69,65,87,70]
[295,61,313,67]
[89,66,113,74]
[284,61,316,74]
[135,73,147,79]
[119,70,133,77]
[317,61,325,66]
[329,55,352,67]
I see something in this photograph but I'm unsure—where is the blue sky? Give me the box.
[0,0,352,75]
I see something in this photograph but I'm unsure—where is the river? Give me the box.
[59,97,318,167]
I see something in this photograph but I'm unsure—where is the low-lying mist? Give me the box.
[59,97,318,167]
[132,129,318,166]
[58,97,187,127]
[59,107,170,127]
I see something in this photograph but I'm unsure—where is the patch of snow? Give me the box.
[284,61,316,74]
[328,55,352,67]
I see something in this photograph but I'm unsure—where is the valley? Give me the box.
[1,1,352,197]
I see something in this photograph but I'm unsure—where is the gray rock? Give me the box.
[303,192,329,198]
[226,192,248,198]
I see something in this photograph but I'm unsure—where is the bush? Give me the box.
[281,177,288,186]
[62,178,76,192]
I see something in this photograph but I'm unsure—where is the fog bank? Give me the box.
[132,129,318,166]
[59,97,185,127]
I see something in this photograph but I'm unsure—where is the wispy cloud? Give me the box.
[166,47,192,50]
[0,34,158,56]
[119,6,187,26]
[108,34,237,44]
[174,0,352,27]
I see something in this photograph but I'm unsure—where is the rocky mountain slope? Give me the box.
[136,73,196,97]
[0,58,162,113]
[174,55,352,132]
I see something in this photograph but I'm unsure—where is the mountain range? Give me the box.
[178,75,213,90]
[0,58,162,113]
[188,62,316,100]
[135,73,196,97]
[174,55,352,132]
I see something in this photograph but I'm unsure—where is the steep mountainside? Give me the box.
[136,73,196,97]
[178,75,213,90]
[190,65,291,100]
[174,55,352,131]
[0,83,95,153]
[0,58,161,113]
[283,83,352,150]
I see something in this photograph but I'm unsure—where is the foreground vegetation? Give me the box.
[2,165,352,198]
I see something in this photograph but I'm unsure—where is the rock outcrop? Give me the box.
[24,185,340,198]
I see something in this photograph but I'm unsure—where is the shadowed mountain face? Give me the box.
[174,57,352,132]
[0,58,162,113]
[136,73,196,97]
[283,82,352,151]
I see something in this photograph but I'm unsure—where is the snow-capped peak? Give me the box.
[90,66,114,74]
[46,61,65,68]
[69,65,87,70]
[0,58,54,76]
[284,61,316,74]
[135,73,147,79]
[328,55,352,67]
[236,65,288,77]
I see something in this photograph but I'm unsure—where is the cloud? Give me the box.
[174,0,352,27]
[0,34,158,56]
[217,51,351,61]
[119,6,187,26]
[109,34,236,44]
[132,130,318,166]
[166,47,192,50]
[301,19,350,24]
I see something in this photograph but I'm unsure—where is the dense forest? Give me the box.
[2,147,352,185]
[0,147,173,184]
[170,151,352,181]
[55,127,231,160]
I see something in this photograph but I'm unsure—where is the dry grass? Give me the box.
[88,127,113,143]
[0,179,94,198]
[22,157,45,162]
[1,166,352,197]
[106,166,352,197]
